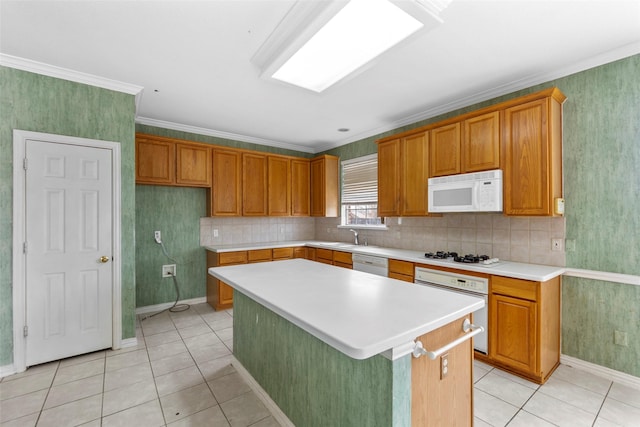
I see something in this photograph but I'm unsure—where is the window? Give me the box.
[341,154,383,226]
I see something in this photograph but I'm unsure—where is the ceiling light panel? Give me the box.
[271,0,423,92]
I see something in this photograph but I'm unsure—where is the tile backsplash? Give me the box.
[315,214,567,267]
[201,214,565,266]
[200,217,315,246]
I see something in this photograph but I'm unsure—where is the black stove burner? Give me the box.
[424,251,458,259]
[453,254,490,264]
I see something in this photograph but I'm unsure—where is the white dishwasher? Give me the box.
[352,253,389,277]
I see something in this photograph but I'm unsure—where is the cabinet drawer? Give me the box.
[333,250,352,265]
[248,249,272,262]
[293,247,307,259]
[219,251,248,265]
[273,247,294,259]
[316,248,333,261]
[389,259,414,276]
[389,272,414,283]
[491,276,538,301]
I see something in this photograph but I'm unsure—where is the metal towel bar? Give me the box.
[412,319,484,360]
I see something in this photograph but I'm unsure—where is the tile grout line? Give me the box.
[590,382,613,427]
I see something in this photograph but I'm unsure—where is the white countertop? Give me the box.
[205,240,565,282]
[208,259,485,360]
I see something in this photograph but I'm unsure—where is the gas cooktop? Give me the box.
[424,251,500,266]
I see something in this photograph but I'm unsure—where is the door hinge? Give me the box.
[23,241,28,254]
[23,325,28,337]
[23,158,28,170]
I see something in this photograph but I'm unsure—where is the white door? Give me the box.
[25,140,113,366]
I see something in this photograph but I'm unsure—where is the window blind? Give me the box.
[341,154,377,204]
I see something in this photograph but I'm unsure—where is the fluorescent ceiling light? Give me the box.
[271,0,425,93]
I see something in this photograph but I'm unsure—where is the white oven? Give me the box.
[414,266,488,354]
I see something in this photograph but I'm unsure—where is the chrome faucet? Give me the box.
[349,229,359,245]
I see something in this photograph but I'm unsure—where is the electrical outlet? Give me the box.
[154,230,162,244]
[551,238,563,251]
[213,229,219,238]
[440,353,449,380]
[162,264,176,278]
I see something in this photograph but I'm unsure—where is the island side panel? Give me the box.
[234,291,411,427]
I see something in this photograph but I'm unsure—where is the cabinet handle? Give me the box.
[412,319,484,360]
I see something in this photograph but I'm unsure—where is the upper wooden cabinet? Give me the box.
[209,148,242,216]
[268,156,291,216]
[136,134,211,187]
[378,132,432,217]
[291,159,310,217]
[310,155,339,217]
[502,89,565,216]
[430,111,500,177]
[463,111,500,173]
[430,123,461,177]
[243,153,268,216]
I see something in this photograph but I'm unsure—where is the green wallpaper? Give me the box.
[323,55,640,376]
[0,66,137,366]
[234,291,411,426]
[135,185,206,306]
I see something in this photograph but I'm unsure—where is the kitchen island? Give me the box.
[208,259,485,426]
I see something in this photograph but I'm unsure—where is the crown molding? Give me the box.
[135,117,316,154]
[314,41,640,153]
[0,54,144,112]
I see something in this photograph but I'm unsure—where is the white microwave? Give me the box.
[428,169,503,213]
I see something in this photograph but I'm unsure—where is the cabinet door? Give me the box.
[219,282,234,306]
[243,153,268,216]
[136,138,175,185]
[377,139,401,216]
[503,98,551,215]
[401,132,429,216]
[430,122,461,177]
[490,293,538,373]
[291,159,310,216]
[268,156,291,216]
[462,111,500,173]
[310,155,339,217]
[211,149,242,216]
[176,143,212,187]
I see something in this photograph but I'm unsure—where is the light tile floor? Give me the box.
[1,302,639,426]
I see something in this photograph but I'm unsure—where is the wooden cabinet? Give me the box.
[268,156,291,216]
[462,111,500,173]
[333,250,352,269]
[209,148,242,216]
[135,134,211,187]
[430,123,461,177]
[291,159,310,216]
[488,275,561,384]
[388,259,414,282]
[207,251,248,310]
[412,316,473,426]
[136,136,175,185]
[430,112,500,178]
[310,155,339,217]
[315,248,334,265]
[272,247,294,260]
[175,143,212,186]
[248,249,272,263]
[293,246,307,259]
[378,132,432,216]
[502,90,565,216]
[243,153,268,216]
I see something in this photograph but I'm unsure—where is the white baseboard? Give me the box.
[0,363,17,379]
[561,354,640,390]
[120,337,139,349]
[135,297,207,315]
[231,356,295,427]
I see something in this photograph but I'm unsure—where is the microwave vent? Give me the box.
[428,169,502,185]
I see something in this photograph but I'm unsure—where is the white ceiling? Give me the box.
[1,0,639,153]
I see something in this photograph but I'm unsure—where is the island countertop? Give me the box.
[208,259,484,360]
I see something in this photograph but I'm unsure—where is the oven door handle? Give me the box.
[412,319,484,360]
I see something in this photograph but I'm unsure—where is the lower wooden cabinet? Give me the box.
[388,259,414,282]
[332,250,352,269]
[488,275,561,384]
[207,251,248,310]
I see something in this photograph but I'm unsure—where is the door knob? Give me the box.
[100,256,110,263]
